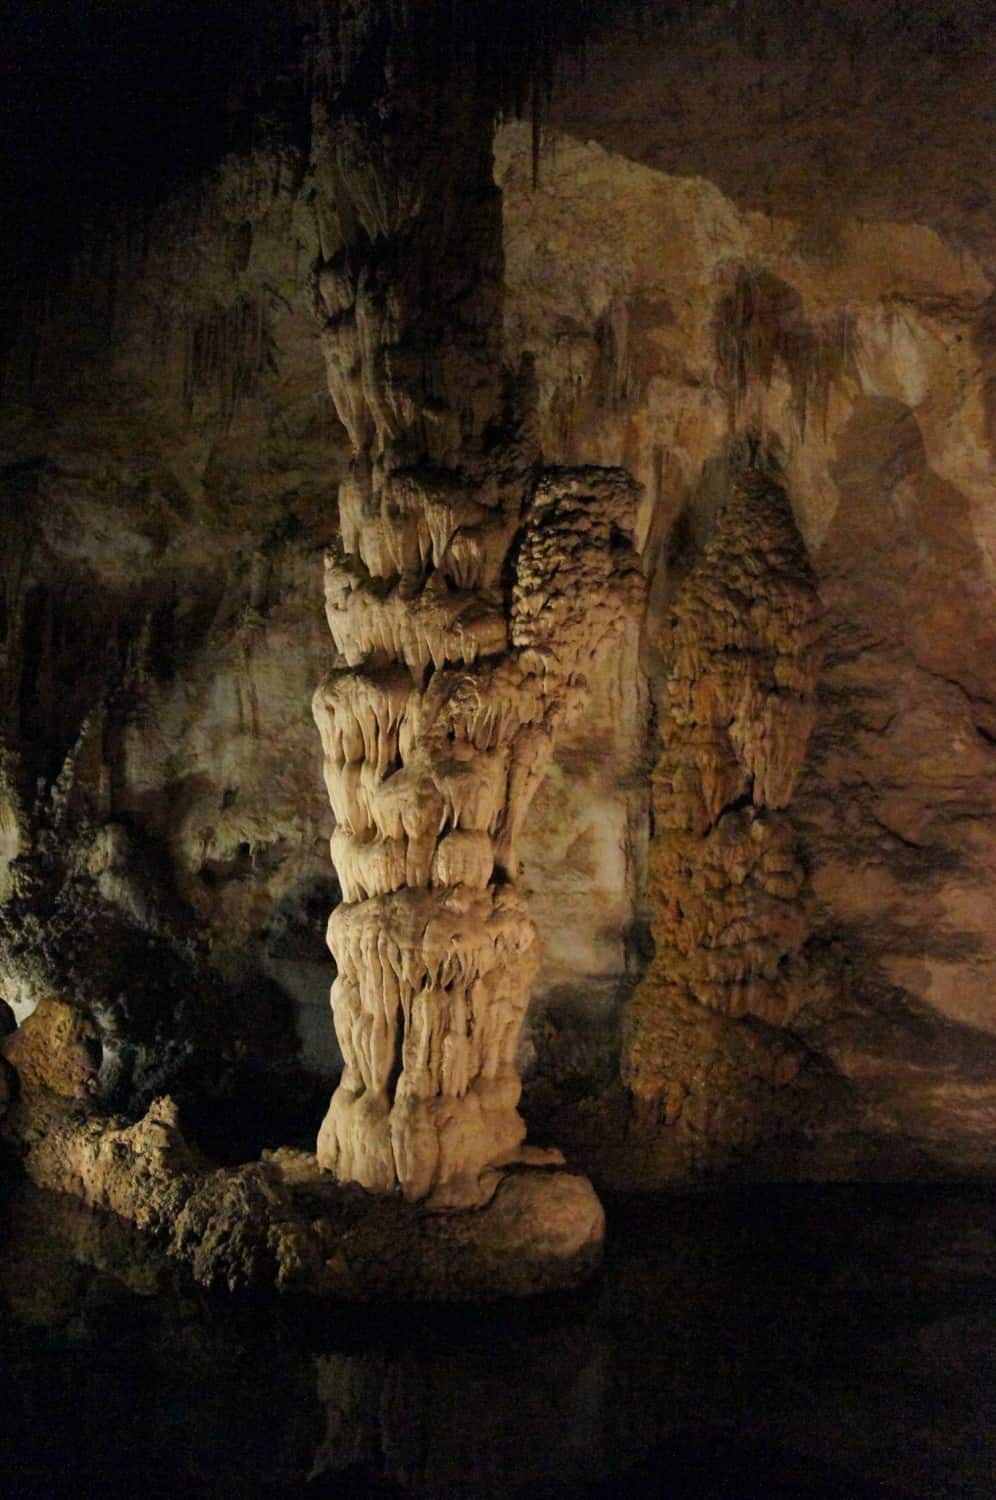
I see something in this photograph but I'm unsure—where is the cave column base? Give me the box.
[3,1049,605,1299]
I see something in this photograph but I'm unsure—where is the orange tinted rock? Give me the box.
[3,999,101,1101]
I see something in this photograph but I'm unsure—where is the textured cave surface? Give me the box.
[1,0,996,1292]
[306,10,641,1217]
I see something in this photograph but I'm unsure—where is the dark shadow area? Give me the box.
[2,1179,995,1498]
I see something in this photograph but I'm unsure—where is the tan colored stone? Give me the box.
[14,1093,602,1300]
[3,998,101,1101]
[622,466,821,1159]
[310,22,640,1214]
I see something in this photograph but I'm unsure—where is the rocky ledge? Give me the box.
[1,1001,603,1301]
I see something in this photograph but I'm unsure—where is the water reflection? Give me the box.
[3,1178,996,1498]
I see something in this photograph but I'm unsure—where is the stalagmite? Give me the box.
[311,12,642,1208]
[623,463,822,1157]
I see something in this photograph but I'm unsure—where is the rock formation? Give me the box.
[3,1069,604,1300]
[2,0,996,1237]
[309,8,642,1206]
[623,460,823,1161]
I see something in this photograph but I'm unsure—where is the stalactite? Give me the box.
[715,268,858,438]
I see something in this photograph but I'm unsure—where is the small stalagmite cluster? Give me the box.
[310,14,642,1207]
[624,464,822,1155]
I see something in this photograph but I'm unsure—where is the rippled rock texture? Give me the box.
[307,10,641,1211]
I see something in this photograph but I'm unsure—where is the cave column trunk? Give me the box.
[310,16,641,1209]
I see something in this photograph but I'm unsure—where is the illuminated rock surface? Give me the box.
[306,10,640,1222]
[5,1082,603,1300]
[1,0,995,1273]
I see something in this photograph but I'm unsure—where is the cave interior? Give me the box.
[2,1,996,1496]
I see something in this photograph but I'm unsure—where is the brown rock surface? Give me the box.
[618,461,823,1168]
[10,1091,603,1300]
[3,998,101,1101]
[494,4,996,1174]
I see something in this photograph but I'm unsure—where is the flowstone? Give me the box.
[3,1075,604,1300]
[315,469,642,1211]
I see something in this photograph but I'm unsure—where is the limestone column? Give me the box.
[310,10,642,1207]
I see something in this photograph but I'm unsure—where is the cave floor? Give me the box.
[1,1178,994,1499]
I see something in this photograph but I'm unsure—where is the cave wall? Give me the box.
[498,0,996,1173]
[0,141,346,1110]
[2,0,995,1175]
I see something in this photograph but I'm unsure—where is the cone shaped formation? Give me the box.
[624,465,823,1155]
